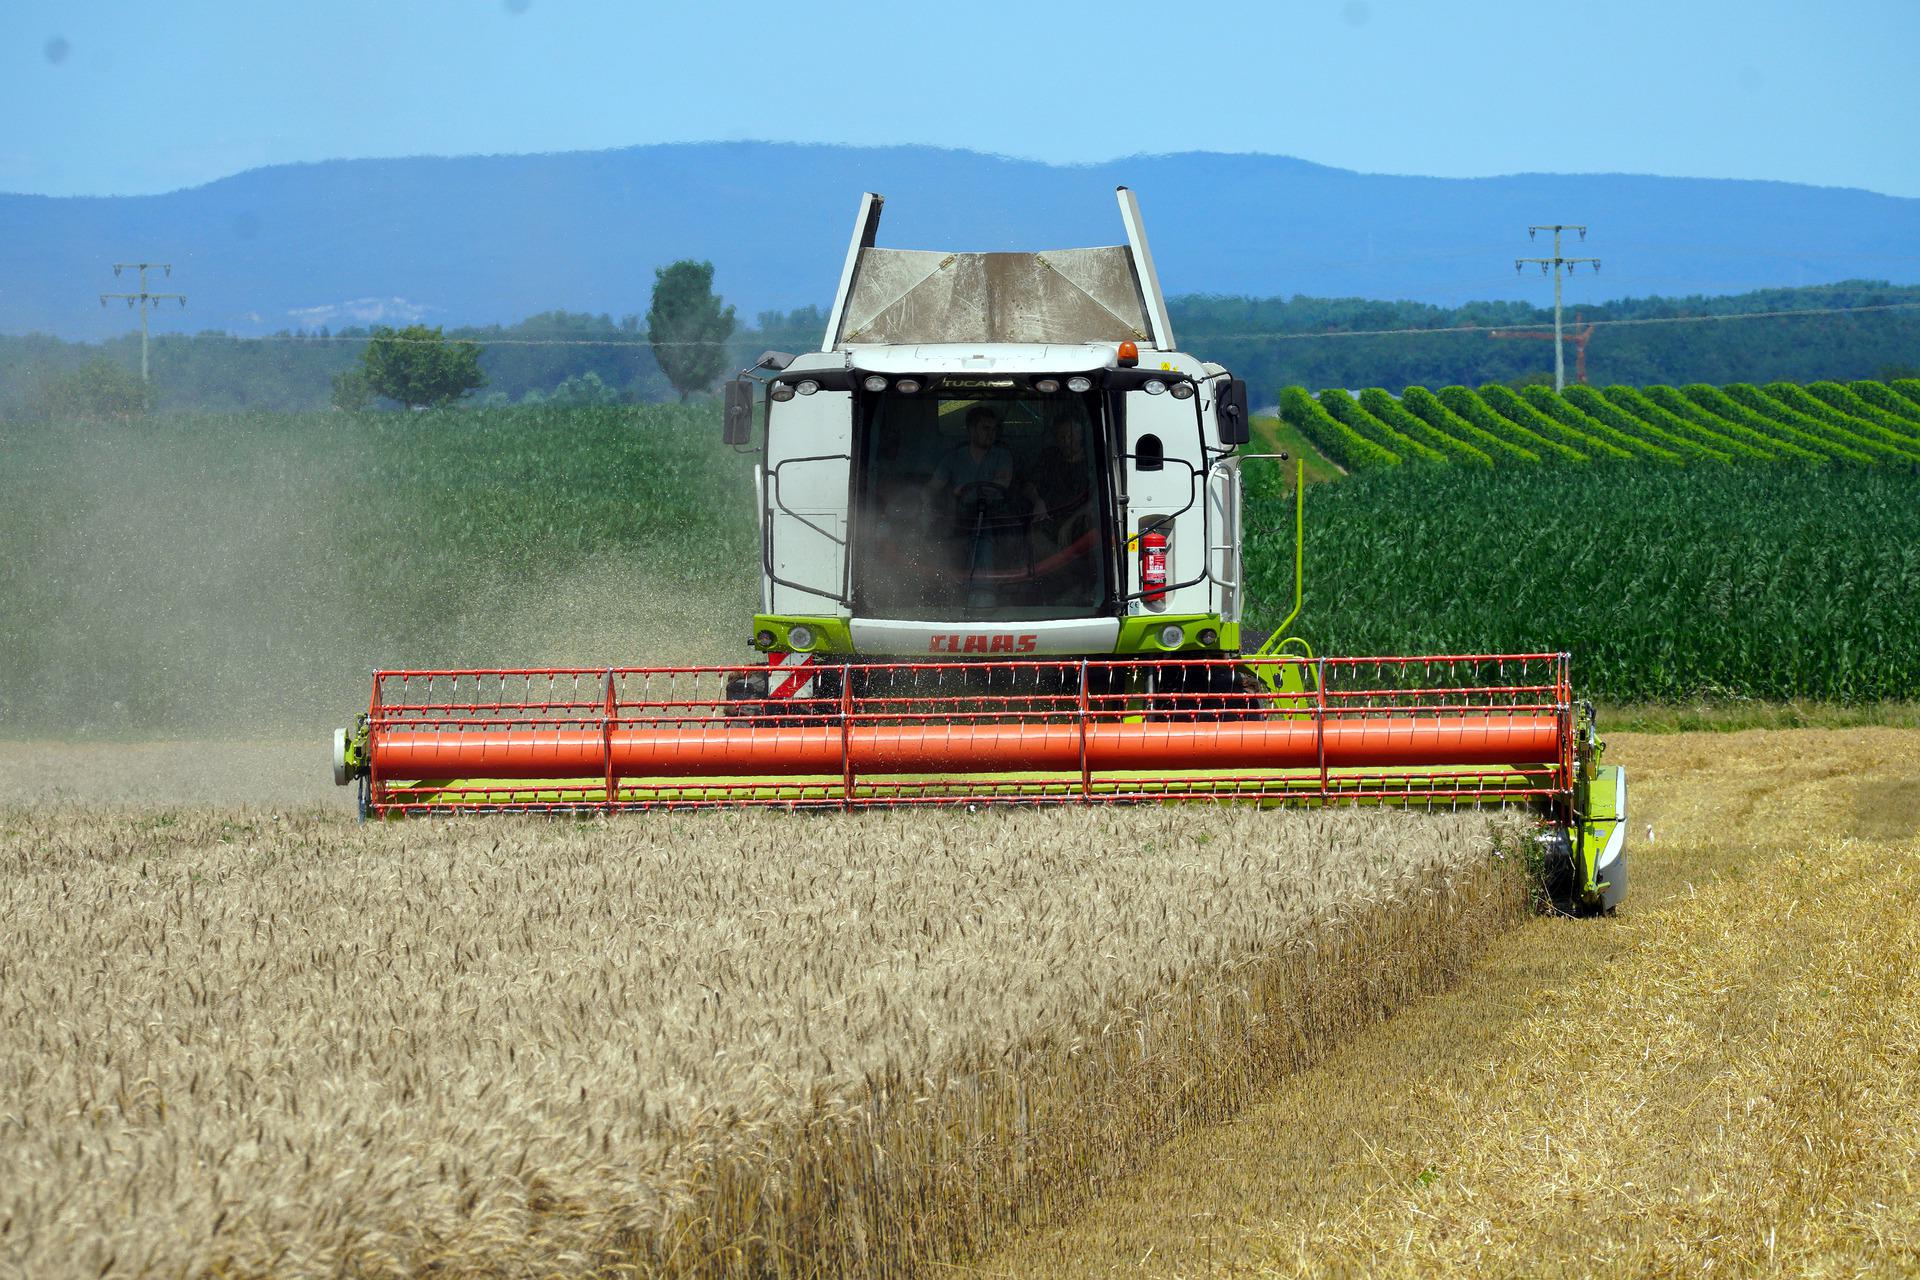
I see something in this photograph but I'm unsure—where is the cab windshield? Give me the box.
[853,387,1110,620]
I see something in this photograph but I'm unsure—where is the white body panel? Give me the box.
[1115,186,1176,351]
[849,343,1115,375]
[1121,388,1214,618]
[1201,374,1242,622]
[762,390,852,614]
[851,616,1121,657]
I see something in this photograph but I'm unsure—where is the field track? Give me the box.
[984,726,1920,1277]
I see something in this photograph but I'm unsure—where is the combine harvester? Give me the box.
[331,188,1626,911]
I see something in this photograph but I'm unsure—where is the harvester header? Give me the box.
[332,186,1627,912]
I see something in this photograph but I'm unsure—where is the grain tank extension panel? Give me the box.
[824,188,1176,349]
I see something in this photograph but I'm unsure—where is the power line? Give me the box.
[1516,224,1600,392]
[1193,299,1920,343]
[99,262,186,382]
[25,297,1920,352]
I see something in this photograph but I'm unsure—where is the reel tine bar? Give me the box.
[364,654,1573,814]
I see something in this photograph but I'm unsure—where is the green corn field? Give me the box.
[1242,462,1920,702]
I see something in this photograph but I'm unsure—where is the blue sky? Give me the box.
[5,0,1916,199]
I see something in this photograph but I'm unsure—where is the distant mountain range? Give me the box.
[3,142,1917,341]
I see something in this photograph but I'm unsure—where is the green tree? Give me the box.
[546,370,622,406]
[359,324,484,409]
[26,357,149,421]
[330,367,375,412]
[1503,369,1557,390]
[647,260,735,401]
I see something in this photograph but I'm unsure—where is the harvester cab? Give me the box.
[331,187,1626,915]
[735,187,1259,689]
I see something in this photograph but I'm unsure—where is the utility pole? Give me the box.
[1515,226,1598,392]
[99,262,186,383]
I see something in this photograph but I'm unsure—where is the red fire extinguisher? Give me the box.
[1140,529,1168,604]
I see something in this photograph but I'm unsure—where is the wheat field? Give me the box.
[0,790,1523,1279]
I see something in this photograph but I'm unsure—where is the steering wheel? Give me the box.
[952,480,1010,511]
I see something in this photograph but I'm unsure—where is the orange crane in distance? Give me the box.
[1491,311,1595,384]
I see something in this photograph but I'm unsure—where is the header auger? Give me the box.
[331,187,1627,911]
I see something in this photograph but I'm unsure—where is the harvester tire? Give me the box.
[1145,659,1244,721]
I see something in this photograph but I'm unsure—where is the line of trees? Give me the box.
[2,259,742,419]
[1175,280,1920,397]
[5,278,1915,420]
[324,262,739,411]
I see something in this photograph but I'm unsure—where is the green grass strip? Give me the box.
[1891,379,1920,415]
[1359,389,1492,466]
[1480,384,1637,461]
[1318,389,1447,464]
[1436,386,1583,462]
[1279,386,1397,472]
[1597,699,1920,734]
[1247,414,1342,483]
[1402,387,1538,464]
[1697,385,1873,466]
[1524,385,1697,464]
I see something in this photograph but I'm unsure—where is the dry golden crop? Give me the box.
[0,792,1523,1279]
[984,728,1920,1278]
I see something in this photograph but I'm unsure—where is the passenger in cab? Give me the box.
[1031,411,1097,553]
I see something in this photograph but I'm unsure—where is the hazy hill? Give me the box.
[3,142,1917,340]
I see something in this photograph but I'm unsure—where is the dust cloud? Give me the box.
[1,415,752,807]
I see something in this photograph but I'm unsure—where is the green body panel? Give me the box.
[752,615,856,655]
[342,715,369,774]
[1244,636,1318,714]
[1113,615,1238,654]
[1576,761,1628,909]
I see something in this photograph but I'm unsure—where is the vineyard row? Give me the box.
[1279,379,1920,471]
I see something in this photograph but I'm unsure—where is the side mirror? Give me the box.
[1216,377,1250,446]
[722,378,754,446]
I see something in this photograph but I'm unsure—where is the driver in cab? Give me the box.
[926,404,1014,513]
[926,404,1019,604]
